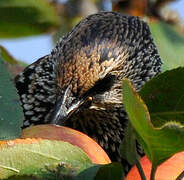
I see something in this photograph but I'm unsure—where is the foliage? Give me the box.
[77,163,124,180]
[0,55,23,140]
[0,45,18,64]
[139,67,184,127]
[150,22,184,71]
[0,0,184,179]
[0,0,60,38]
[122,75,184,179]
[0,139,92,179]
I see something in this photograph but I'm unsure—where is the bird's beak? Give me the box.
[50,86,85,125]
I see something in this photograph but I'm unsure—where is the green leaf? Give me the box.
[7,163,79,180]
[7,175,43,180]
[76,165,101,180]
[0,0,60,38]
[0,139,92,179]
[120,121,138,165]
[95,163,124,180]
[120,122,146,180]
[0,56,23,140]
[150,21,184,71]
[76,163,124,180]
[139,67,184,127]
[122,78,184,168]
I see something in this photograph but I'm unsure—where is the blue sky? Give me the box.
[0,0,183,64]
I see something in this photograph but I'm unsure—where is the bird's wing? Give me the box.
[15,55,57,127]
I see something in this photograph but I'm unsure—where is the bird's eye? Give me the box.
[81,74,115,109]
[89,74,116,95]
[88,96,93,101]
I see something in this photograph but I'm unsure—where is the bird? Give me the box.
[15,11,162,169]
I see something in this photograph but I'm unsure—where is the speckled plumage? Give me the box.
[15,12,162,167]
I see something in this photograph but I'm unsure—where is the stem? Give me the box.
[135,160,146,180]
[176,170,184,180]
[150,165,157,180]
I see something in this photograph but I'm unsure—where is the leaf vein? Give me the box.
[0,164,20,173]
[24,148,60,160]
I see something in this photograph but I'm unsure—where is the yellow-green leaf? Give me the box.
[0,139,92,179]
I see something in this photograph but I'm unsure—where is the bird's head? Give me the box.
[50,12,162,125]
[51,39,129,125]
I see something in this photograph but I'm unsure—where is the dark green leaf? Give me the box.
[120,121,138,165]
[139,67,184,127]
[76,163,124,180]
[123,78,184,168]
[0,56,23,140]
[76,165,102,180]
[0,0,60,38]
[95,163,124,180]
[120,121,147,180]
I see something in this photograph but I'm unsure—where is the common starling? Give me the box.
[15,12,162,165]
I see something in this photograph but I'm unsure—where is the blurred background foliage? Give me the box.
[0,0,183,74]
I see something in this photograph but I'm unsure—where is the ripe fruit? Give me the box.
[126,152,184,180]
[21,124,111,164]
